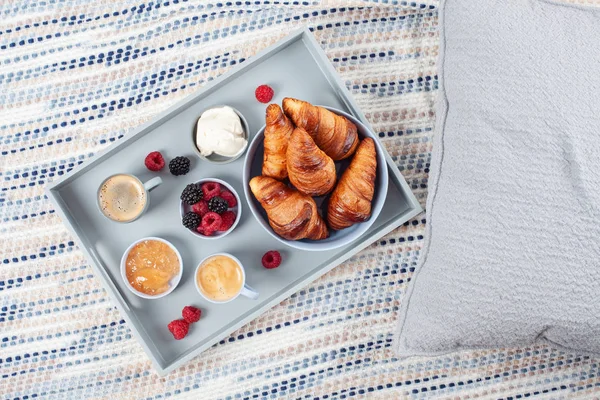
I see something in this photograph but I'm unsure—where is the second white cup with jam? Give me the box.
[121,237,183,299]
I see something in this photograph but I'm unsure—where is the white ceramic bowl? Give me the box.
[120,237,183,299]
[191,106,249,164]
[243,106,389,251]
[179,178,242,239]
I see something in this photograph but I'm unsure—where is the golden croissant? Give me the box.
[282,97,359,161]
[286,127,337,196]
[262,104,294,180]
[249,176,329,241]
[327,138,377,230]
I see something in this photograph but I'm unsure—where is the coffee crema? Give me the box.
[196,255,243,302]
[99,174,146,222]
[125,240,180,296]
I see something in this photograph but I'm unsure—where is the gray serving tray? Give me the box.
[46,28,422,375]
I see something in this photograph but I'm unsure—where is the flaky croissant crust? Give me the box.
[327,138,377,230]
[262,103,294,180]
[249,176,329,241]
[282,97,359,161]
[286,127,336,196]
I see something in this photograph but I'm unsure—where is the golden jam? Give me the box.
[125,240,180,296]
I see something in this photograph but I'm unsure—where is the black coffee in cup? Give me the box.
[98,174,147,222]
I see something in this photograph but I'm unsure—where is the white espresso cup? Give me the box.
[195,253,259,304]
[97,173,162,223]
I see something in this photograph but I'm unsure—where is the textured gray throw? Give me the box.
[395,0,600,357]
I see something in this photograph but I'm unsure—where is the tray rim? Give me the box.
[45,27,423,375]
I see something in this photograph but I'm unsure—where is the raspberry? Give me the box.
[220,190,237,208]
[202,182,221,200]
[196,225,215,236]
[144,151,165,171]
[167,319,189,340]
[192,200,209,217]
[255,85,274,103]
[219,211,236,231]
[182,306,201,323]
[262,250,282,269]
[202,212,222,232]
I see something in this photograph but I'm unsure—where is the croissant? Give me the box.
[249,176,329,240]
[282,97,359,161]
[262,104,294,180]
[286,127,337,196]
[327,138,377,230]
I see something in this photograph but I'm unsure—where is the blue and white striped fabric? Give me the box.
[1,1,599,399]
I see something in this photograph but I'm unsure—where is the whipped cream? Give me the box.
[195,106,247,158]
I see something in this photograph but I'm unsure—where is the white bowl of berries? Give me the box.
[179,178,241,239]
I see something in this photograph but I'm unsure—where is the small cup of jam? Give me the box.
[120,237,183,299]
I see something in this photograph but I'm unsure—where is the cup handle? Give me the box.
[240,284,259,300]
[143,177,162,192]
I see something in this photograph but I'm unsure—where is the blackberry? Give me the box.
[182,211,201,230]
[169,156,190,176]
[180,183,203,205]
[208,196,228,214]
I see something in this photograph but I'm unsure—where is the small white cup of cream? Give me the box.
[192,106,249,164]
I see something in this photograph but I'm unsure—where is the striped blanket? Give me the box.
[1,0,599,398]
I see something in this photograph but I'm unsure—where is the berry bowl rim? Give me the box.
[120,237,184,300]
[179,178,242,240]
